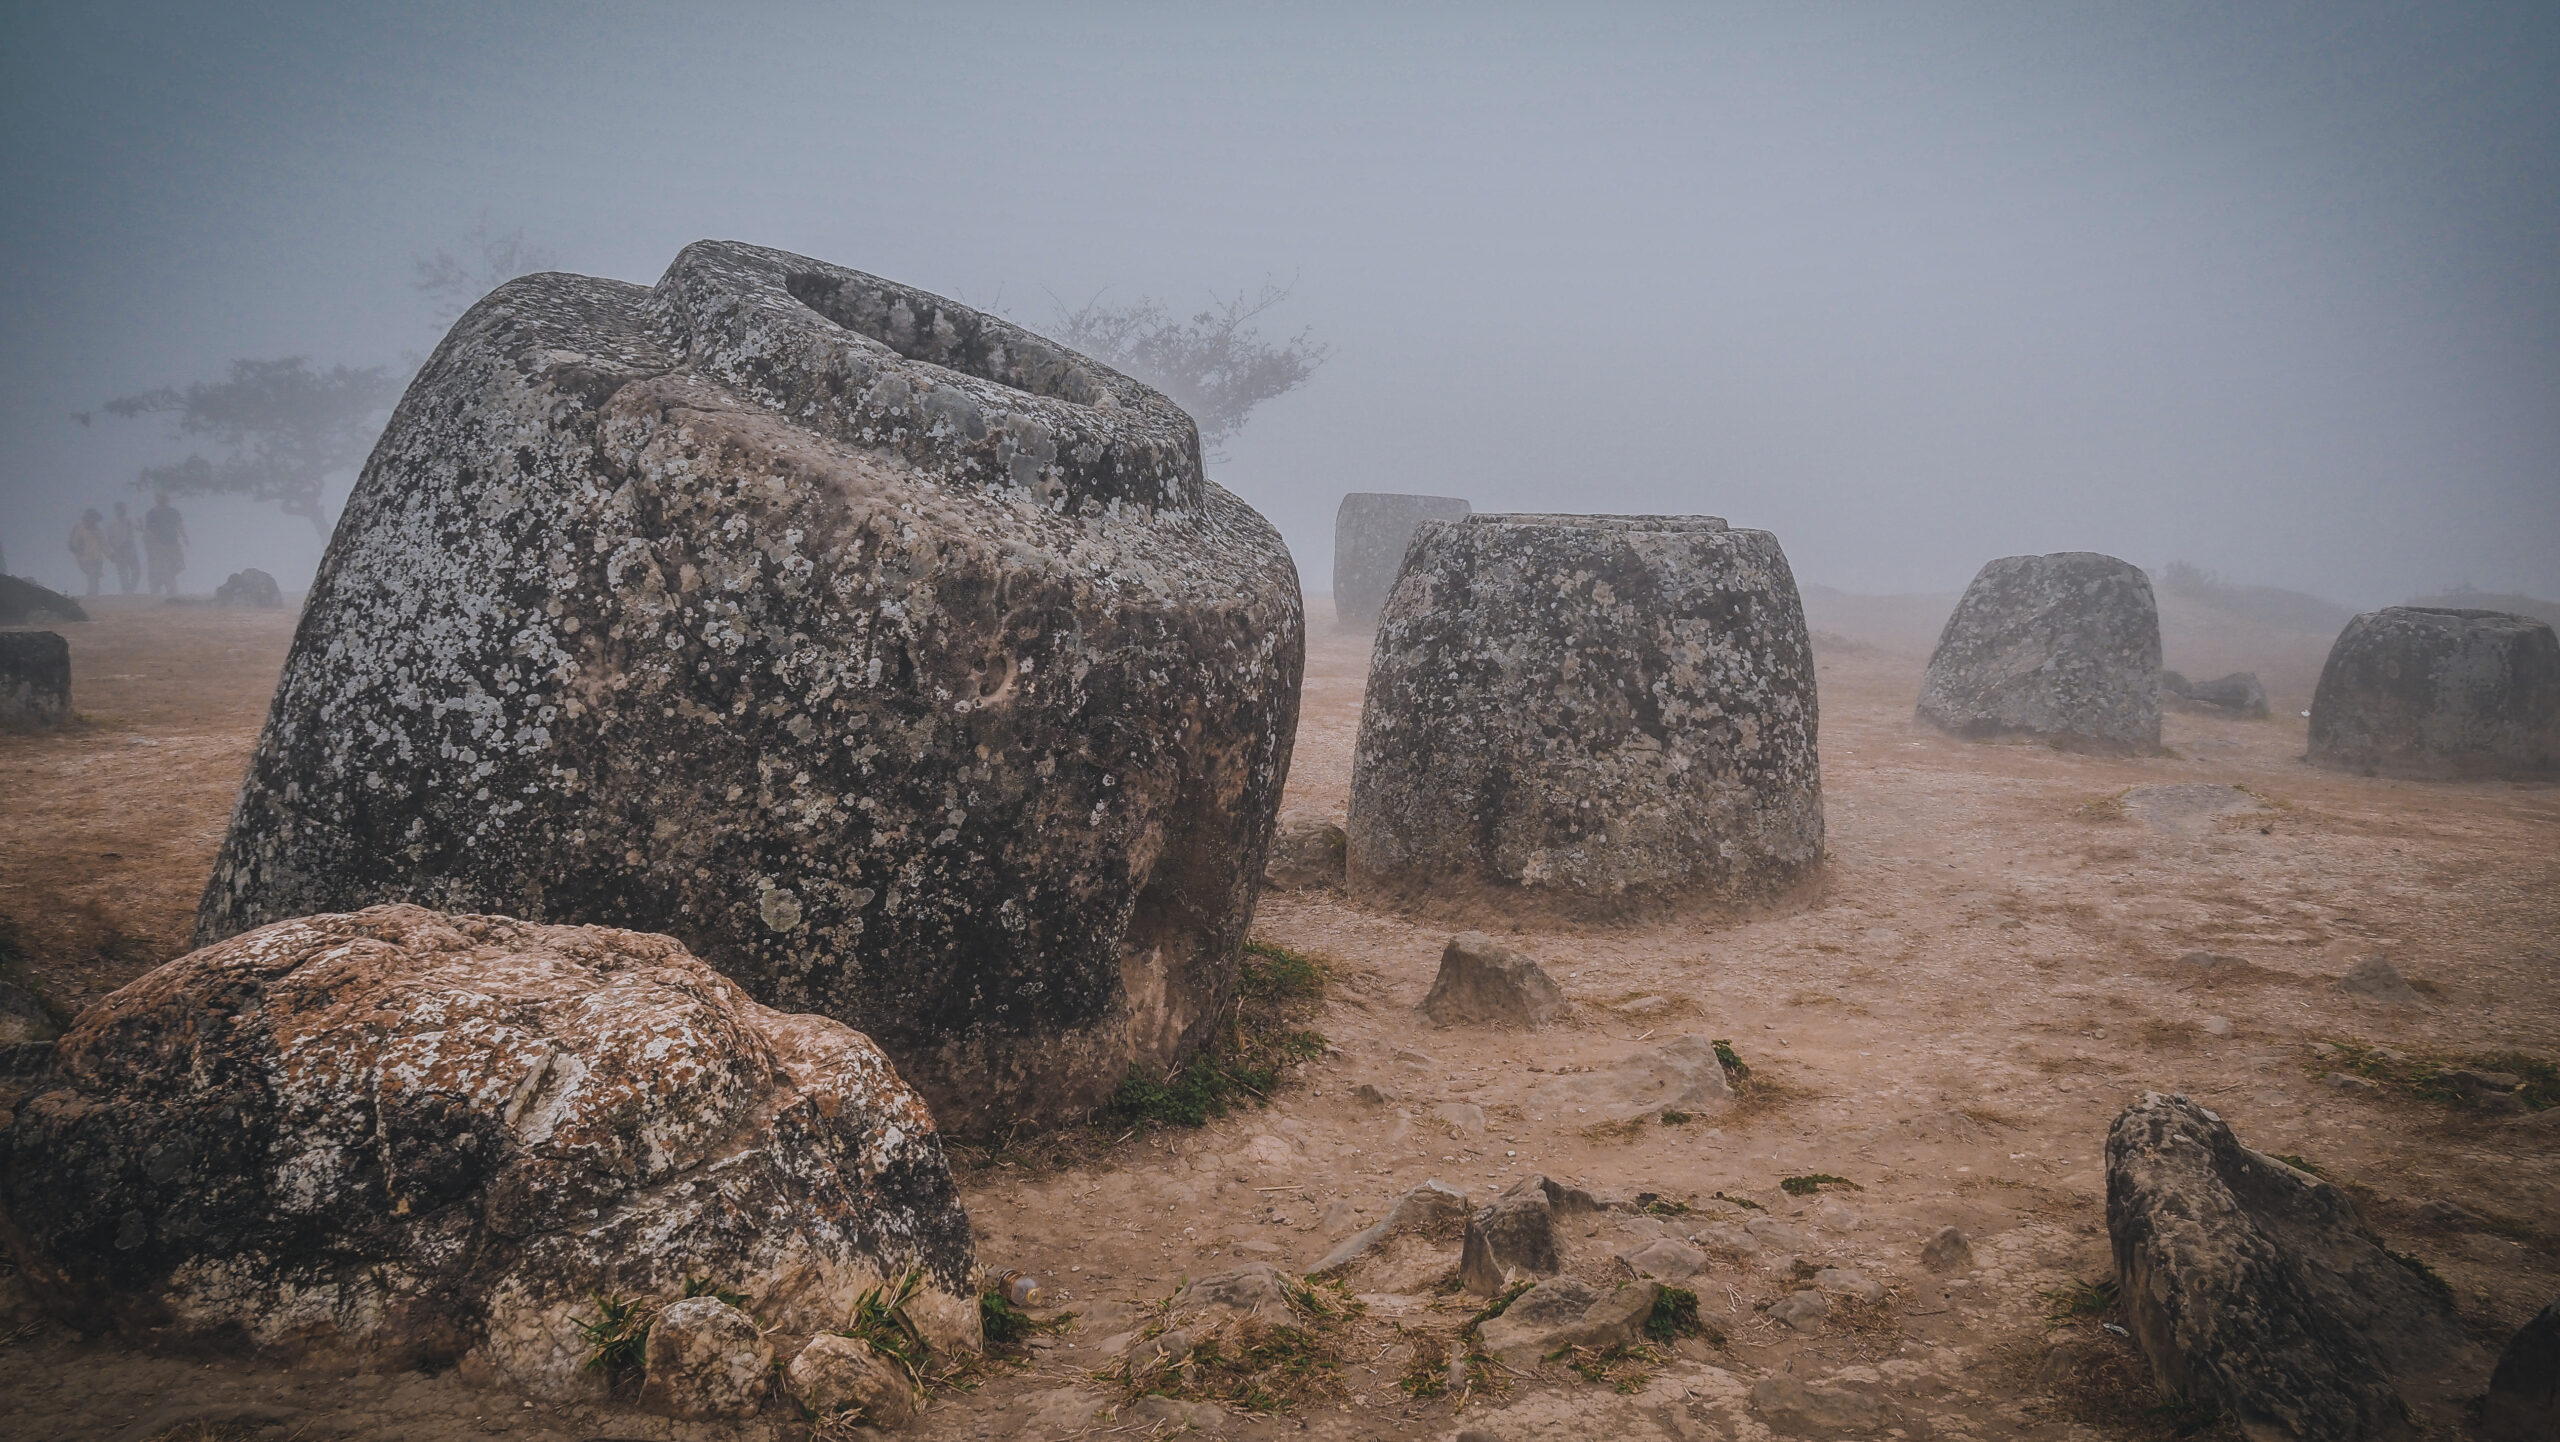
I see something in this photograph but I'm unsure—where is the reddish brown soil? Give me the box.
[2,595,2554,1442]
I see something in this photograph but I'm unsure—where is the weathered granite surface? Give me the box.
[1347,513,1821,915]
[1332,492,1470,628]
[1917,552,2161,753]
[2307,607,2560,780]
[2107,1092,2477,1441]
[194,241,1303,1130]
[0,630,70,732]
[0,906,978,1398]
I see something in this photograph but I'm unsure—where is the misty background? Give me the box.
[3,1,2554,612]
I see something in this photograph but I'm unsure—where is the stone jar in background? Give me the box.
[1347,513,1822,917]
[0,631,71,732]
[194,241,1304,1131]
[2307,606,2560,779]
[1916,551,2162,753]
[1332,492,1471,629]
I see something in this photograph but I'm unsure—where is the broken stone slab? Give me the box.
[1263,812,1348,890]
[1617,1238,1706,1280]
[0,905,979,1397]
[1920,1226,1973,1274]
[1175,1263,1298,1322]
[1475,1276,1662,1369]
[1917,551,2162,754]
[1750,1374,1885,1433]
[212,567,283,609]
[2309,607,2560,779]
[2484,1297,2559,1442]
[1767,1290,1829,1334]
[1533,1034,1734,1122]
[0,631,70,733]
[785,1333,917,1428]
[1333,492,1472,629]
[2107,1091,2479,1440]
[640,1296,774,1421]
[2163,668,2270,719]
[1460,1180,1560,1296]
[1419,932,1567,1028]
[1348,512,1824,916]
[192,240,1304,1133]
[1310,1179,1469,1273]
[2336,954,2422,1004]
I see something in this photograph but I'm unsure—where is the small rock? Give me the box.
[1311,1179,1469,1273]
[1815,1268,1885,1302]
[2337,954,2422,1004]
[1264,813,1348,890]
[1176,1263,1297,1322]
[1461,1182,1560,1295]
[2483,1296,2559,1442]
[2328,1071,2381,1093]
[1124,1395,1230,1434]
[1751,1375,1885,1432]
[1694,1224,1761,1259]
[1744,1216,1812,1252]
[1618,1238,1707,1280]
[1433,1101,1487,1135]
[2180,950,2243,970]
[213,567,284,609]
[1353,1082,1398,1105]
[784,1334,915,1428]
[2413,1200,2474,1230]
[1615,995,1671,1017]
[1814,1201,1861,1232]
[641,1297,773,1420]
[1420,932,1567,1028]
[2202,1015,2231,1037]
[1475,1277,1660,1369]
[1920,1226,1973,1274]
[1768,1291,1829,1334]
[1534,1034,1735,1122]
[2449,1069,2523,1101]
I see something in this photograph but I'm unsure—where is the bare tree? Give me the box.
[102,359,399,536]
[413,215,559,326]
[1050,281,1328,456]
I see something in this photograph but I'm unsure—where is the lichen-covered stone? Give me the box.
[193,241,1303,1130]
[2307,607,2560,780]
[1332,492,1470,628]
[0,631,70,732]
[2107,1092,2477,1441]
[786,1333,917,1427]
[0,905,977,1398]
[1347,514,1821,915]
[1917,552,2161,752]
[641,1296,773,1420]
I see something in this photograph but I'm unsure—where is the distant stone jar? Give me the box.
[2307,607,2560,779]
[1347,513,1822,916]
[1333,492,1471,628]
[1917,552,2162,753]
[194,241,1305,1131]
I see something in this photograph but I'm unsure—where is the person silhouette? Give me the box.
[68,508,108,597]
[143,491,190,598]
[106,500,141,594]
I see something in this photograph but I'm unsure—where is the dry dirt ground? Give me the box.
[2,592,2555,1442]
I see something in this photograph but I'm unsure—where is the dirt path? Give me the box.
[3,600,2554,1442]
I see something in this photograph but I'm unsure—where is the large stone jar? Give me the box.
[1333,492,1471,628]
[195,241,1304,1130]
[1346,513,1822,916]
[2307,606,2560,779]
[1916,551,2162,753]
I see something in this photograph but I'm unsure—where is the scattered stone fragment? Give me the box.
[785,1334,915,1427]
[2327,1072,2380,1093]
[212,567,283,609]
[2202,1016,2231,1037]
[1124,1395,1232,1434]
[1475,1277,1661,1369]
[1750,1375,1885,1433]
[1461,1179,1561,1295]
[1353,1082,1399,1105]
[2308,606,2560,779]
[1177,1263,1298,1322]
[1263,812,1348,890]
[2483,1297,2559,1442]
[0,575,86,626]
[1916,551,2163,753]
[1745,1216,1813,1253]
[1695,1224,1762,1259]
[0,905,979,1396]
[2162,669,2270,718]
[2107,1091,2478,1441]
[1419,932,1567,1028]
[1311,1179,1469,1273]
[1333,492,1473,628]
[1920,1226,1973,1273]
[0,631,70,732]
[1348,512,1824,914]
[1815,1268,1885,1302]
[2412,1200,2474,1230]
[2336,954,2422,1004]
[641,1296,774,1421]
[1534,1034,1734,1122]
[1768,1291,1829,1334]
[1618,1238,1707,1280]
[1433,1101,1487,1135]
[192,240,1304,1131]
[1814,1201,1861,1232]
[1615,994,1671,1017]
[2448,1069,2524,1106]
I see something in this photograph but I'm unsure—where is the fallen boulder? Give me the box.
[2483,1297,2558,1442]
[1475,1276,1660,1369]
[1419,932,1566,1028]
[2308,607,2560,779]
[1348,513,1823,915]
[2107,1092,2477,1440]
[1534,1034,1734,1122]
[1460,1180,1560,1295]
[1917,552,2162,753]
[0,905,978,1398]
[2336,954,2422,1005]
[0,575,85,626]
[193,241,1305,1131]
[2163,669,2270,719]
[0,631,70,732]
[785,1333,917,1428]
[213,568,284,609]
[1333,492,1471,628]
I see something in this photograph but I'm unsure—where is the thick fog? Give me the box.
[3,1,2554,606]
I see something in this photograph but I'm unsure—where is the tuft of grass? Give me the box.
[2269,1153,2326,1177]
[575,1292,655,1383]
[1645,1286,1717,1344]
[2041,1276,2120,1321]
[1779,1173,1861,1197]
[681,1275,750,1310]
[1467,1280,1535,1332]
[2316,1039,2556,1112]
[1710,1039,1751,1080]
[1635,1195,1693,1217]
[1559,1340,1666,1393]
[1104,941,1331,1129]
[1105,1277,1362,1415]
[1395,1328,1454,1399]
[839,1269,933,1393]
[1659,1108,1695,1125]
[2380,1246,2453,1306]
[1239,939,1328,1003]
[979,1288,1072,1348]
[1712,1190,1762,1211]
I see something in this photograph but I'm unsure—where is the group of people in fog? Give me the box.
[64,493,188,597]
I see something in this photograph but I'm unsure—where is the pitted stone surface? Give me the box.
[0,905,977,1398]
[1332,492,1471,628]
[194,241,1304,1129]
[1347,513,1822,914]
[2307,607,2560,780]
[2107,1092,2476,1441]
[1916,552,2161,753]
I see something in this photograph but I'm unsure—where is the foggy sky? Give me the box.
[3,1,2555,606]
